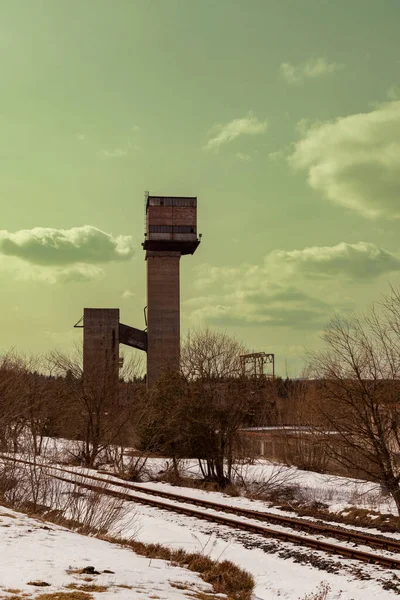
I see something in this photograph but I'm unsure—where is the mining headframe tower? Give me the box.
[78,193,201,391]
[142,193,200,386]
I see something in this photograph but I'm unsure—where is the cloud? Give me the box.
[185,286,331,330]
[57,264,105,283]
[0,226,134,266]
[289,100,400,219]
[0,226,134,285]
[273,242,400,279]
[122,289,136,299]
[186,241,399,330]
[0,255,104,284]
[195,242,399,290]
[205,113,268,150]
[280,57,343,85]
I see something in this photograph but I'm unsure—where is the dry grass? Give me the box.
[288,503,400,533]
[103,536,254,600]
[6,500,254,600]
[202,560,254,600]
[65,584,108,593]
[170,582,189,590]
[301,582,332,600]
[190,593,226,600]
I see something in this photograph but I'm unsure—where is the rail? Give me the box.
[1,454,399,569]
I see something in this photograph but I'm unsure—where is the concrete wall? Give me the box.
[146,251,180,387]
[83,308,119,401]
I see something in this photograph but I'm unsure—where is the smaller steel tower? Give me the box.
[142,194,200,387]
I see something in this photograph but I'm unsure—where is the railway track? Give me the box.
[1,454,400,569]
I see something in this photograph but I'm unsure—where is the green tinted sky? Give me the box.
[1,0,400,374]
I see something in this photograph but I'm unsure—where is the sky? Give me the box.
[1,0,400,375]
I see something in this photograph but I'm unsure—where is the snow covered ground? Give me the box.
[36,436,397,516]
[3,438,400,599]
[1,492,399,599]
[0,506,221,599]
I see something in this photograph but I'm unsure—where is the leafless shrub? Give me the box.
[301,582,334,600]
[60,476,139,538]
[233,461,299,501]
[0,457,63,511]
[0,458,139,539]
[102,445,149,482]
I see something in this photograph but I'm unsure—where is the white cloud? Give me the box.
[186,241,400,330]
[0,226,134,265]
[273,242,400,279]
[205,113,268,150]
[122,289,136,299]
[289,100,400,219]
[0,225,134,285]
[185,286,331,330]
[280,57,343,85]
[0,255,104,284]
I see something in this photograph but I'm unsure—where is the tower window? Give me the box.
[148,197,197,207]
[149,225,196,234]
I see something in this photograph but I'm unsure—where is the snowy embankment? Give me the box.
[39,436,398,515]
[0,506,221,599]
[1,460,399,599]
[3,438,400,599]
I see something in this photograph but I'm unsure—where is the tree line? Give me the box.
[1,286,400,512]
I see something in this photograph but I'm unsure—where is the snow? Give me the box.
[41,465,400,551]
[3,439,400,599]
[2,495,397,600]
[32,437,399,517]
[0,506,220,599]
[120,498,400,600]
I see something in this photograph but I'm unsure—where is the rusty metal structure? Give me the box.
[240,352,275,379]
[142,193,200,387]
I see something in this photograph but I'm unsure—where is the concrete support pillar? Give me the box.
[83,308,119,402]
[146,251,181,388]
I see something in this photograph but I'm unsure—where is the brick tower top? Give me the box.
[142,194,201,255]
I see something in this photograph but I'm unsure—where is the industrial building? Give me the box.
[79,193,201,391]
[142,194,200,387]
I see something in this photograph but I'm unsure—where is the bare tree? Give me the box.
[48,350,132,468]
[180,327,247,380]
[0,351,26,452]
[119,350,146,382]
[308,286,400,513]
[143,328,274,487]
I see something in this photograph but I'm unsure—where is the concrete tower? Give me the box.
[142,195,200,388]
[83,308,120,402]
